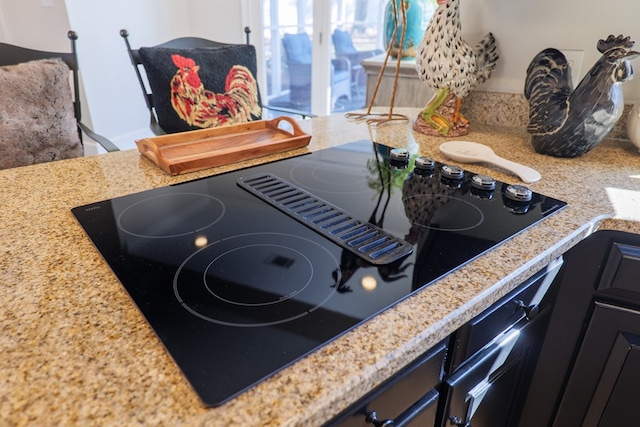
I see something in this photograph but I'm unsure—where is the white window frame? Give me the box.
[242,0,334,116]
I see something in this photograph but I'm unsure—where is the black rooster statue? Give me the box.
[414,0,499,137]
[525,35,640,158]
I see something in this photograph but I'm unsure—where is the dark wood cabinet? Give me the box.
[520,230,640,427]
[556,302,640,426]
[327,340,446,427]
[441,321,534,427]
[439,258,562,427]
[329,230,640,426]
[328,258,563,427]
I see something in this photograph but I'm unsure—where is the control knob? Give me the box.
[470,174,496,191]
[504,184,532,202]
[414,156,435,171]
[414,156,435,176]
[389,148,410,168]
[503,184,533,214]
[440,164,464,180]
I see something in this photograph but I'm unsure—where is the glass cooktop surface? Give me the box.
[72,140,566,406]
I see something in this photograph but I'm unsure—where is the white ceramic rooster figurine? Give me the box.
[414,0,498,137]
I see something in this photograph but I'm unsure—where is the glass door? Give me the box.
[260,0,387,117]
[263,0,316,115]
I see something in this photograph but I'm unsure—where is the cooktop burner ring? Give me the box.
[117,192,226,238]
[203,243,313,307]
[173,232,341,327]
[289,160,369,195]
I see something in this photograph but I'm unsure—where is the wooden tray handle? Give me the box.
[137,139,162,165]
[267,116,306,138]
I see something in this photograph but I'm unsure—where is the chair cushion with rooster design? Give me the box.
[138,44,262,134]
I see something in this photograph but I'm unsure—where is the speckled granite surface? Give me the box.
[2,107,640,426]
[465,90,633,140]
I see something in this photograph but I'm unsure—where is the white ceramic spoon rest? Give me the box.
[439,141,541,184]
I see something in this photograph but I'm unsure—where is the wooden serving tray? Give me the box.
[135,116,311,175]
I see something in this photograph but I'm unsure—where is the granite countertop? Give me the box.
[2,108,640,426]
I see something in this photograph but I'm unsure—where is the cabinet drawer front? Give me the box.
[443,327,530,427]
[329,341,446,427]
[396,389,439,427]
[449,258,562,371]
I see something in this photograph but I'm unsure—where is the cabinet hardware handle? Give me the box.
[515,299,539,320]
[449,415,471,426]
[366,411,394,426]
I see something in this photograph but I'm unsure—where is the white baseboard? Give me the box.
[111,128,155,151]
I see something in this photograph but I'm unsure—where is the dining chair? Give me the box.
[282,32,352,108]
[332,29,383,95]
[0,31,119,169]
[120,27,312,136]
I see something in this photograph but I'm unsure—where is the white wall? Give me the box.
[186,0,245,43]
[0,0,71,50]
[64,0,193,150]
[462,0,640,101]
[2,0,640,150]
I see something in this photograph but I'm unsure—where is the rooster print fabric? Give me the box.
[139,45,262,134]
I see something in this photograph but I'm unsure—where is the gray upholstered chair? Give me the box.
[0,31,118,169]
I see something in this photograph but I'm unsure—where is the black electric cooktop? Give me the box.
[72,140,566,406]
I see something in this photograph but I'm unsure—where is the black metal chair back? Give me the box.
[120,27,311,135]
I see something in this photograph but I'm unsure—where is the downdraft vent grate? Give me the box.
[238,173,413,265]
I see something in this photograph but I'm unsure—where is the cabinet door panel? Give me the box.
[597,242,640,300]
[555,302,640,426]
[596,342,640,426]
[520,230,640,426]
